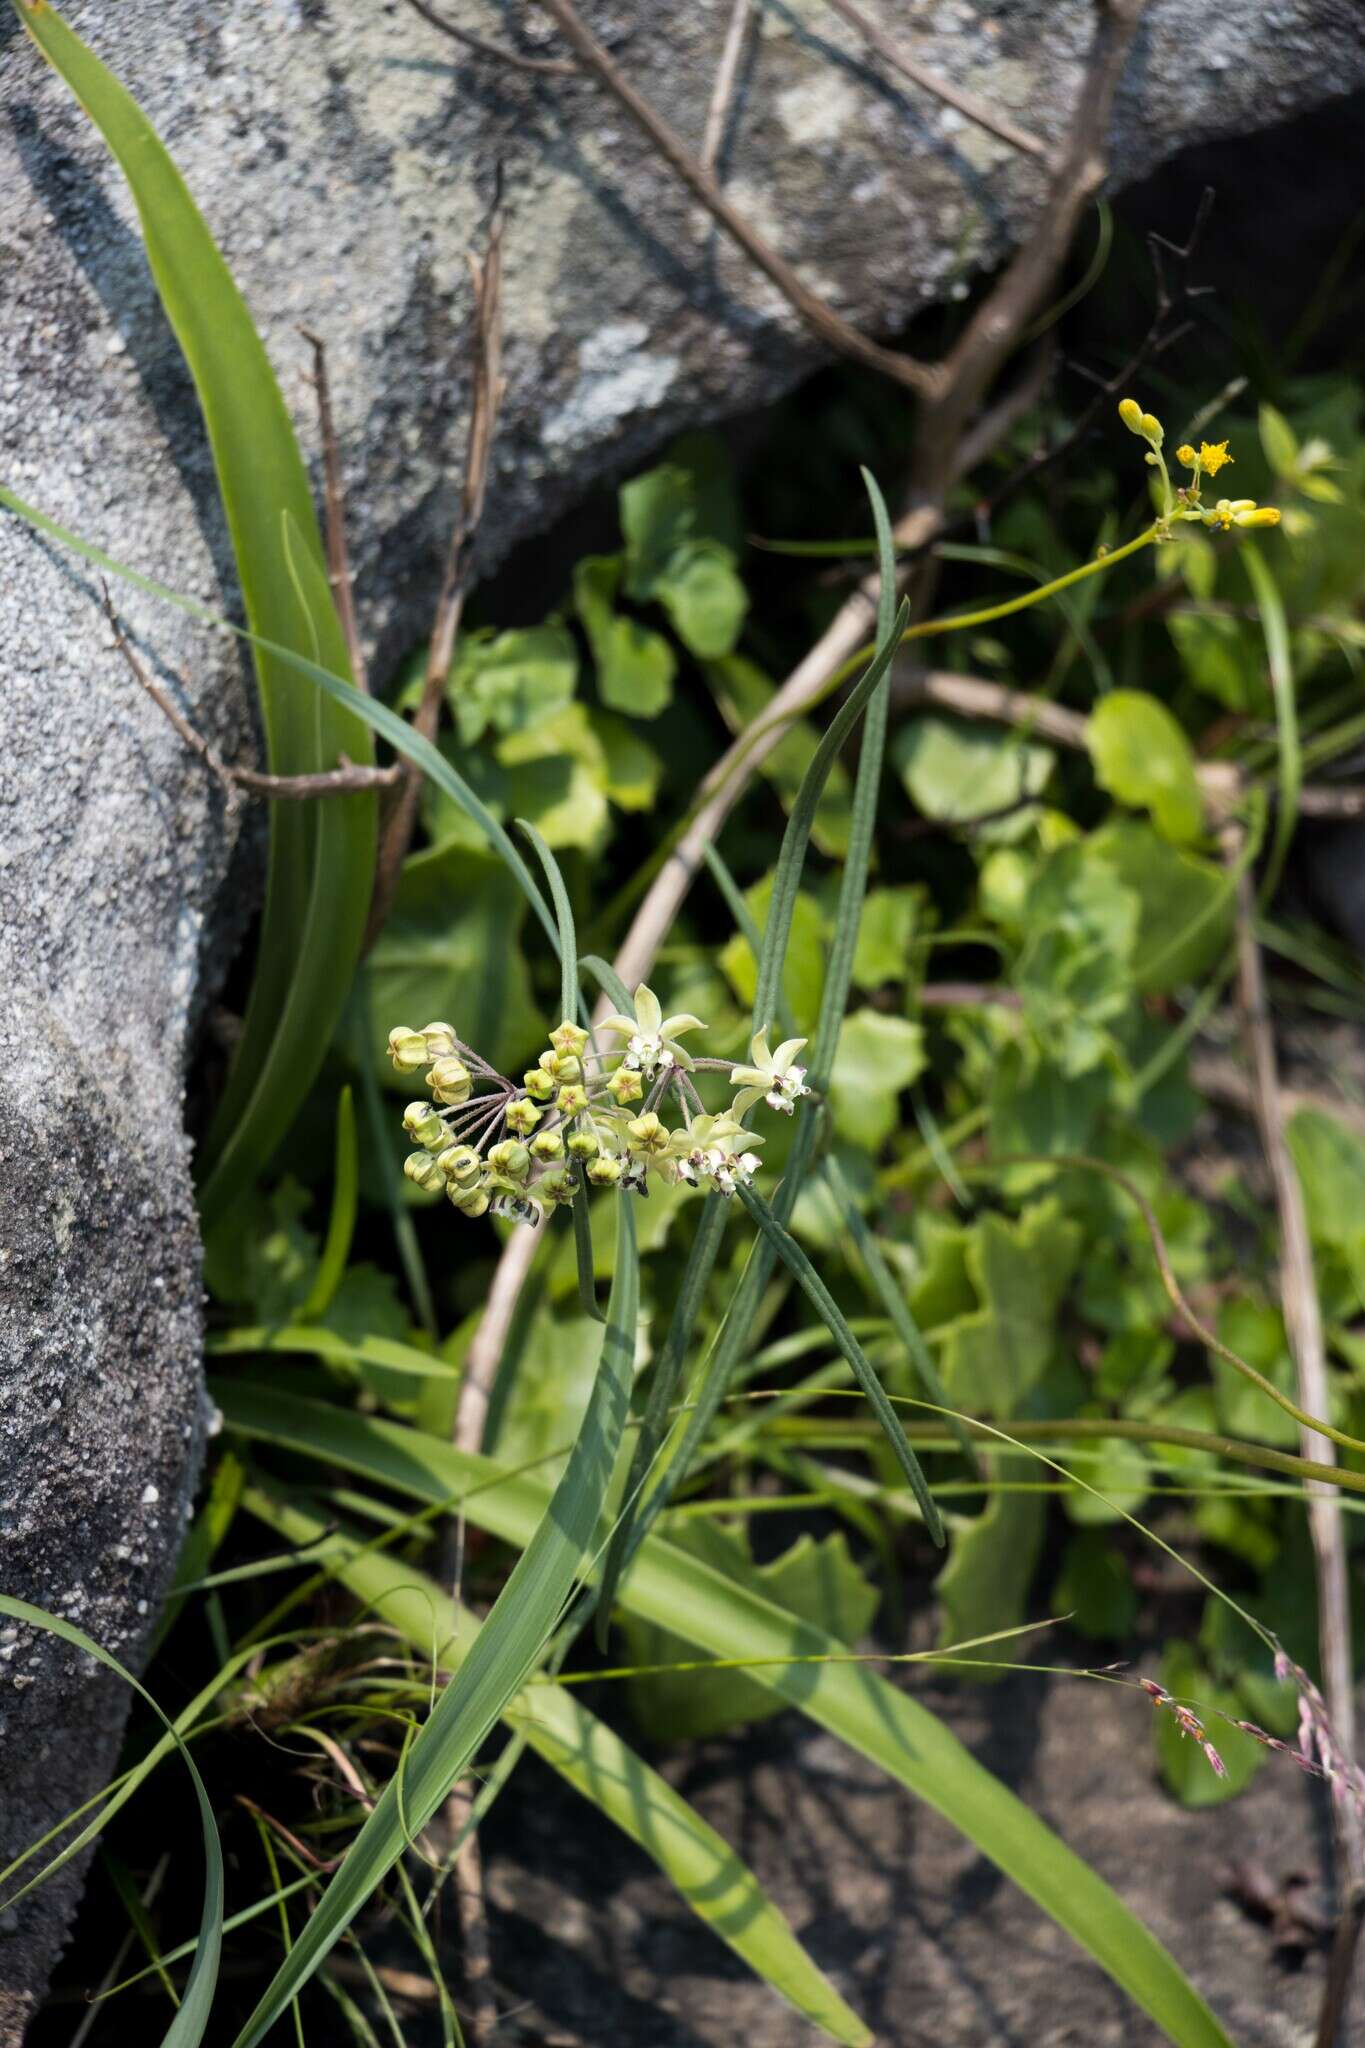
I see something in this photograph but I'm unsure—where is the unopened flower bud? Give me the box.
[437,1144,482,1185]
[607,1065,643,1105]
[1140,412,1163,444]
[550,1020,589,1058]
[1176,444,1196,467]
[586,1155,622,1187]
[428,1056,472,1106]
[404,1150,445,1191]
[537,1167,576,1205]
[523,1067,555,1102]
[388,1026,429,1072]
[557,1082,588,1117]
[421,1021,458,1060]
[1233,505,1282,527]
[505,1097,542,1135]
[1118,398,1144,434]
[627,1112,670,1156]
[530,1129,564,1162]
[567,1129,599,1160]
[449,1184,490,1218]
[487,1139,530,1181]
[403,1100,446,1149]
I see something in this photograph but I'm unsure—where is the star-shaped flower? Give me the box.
[600,984,705,1079]
[730,1029,811,1116]
[665,1114,764,1194]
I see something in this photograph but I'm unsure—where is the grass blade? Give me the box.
[297,1087,359,1324]
[519,819,578,1024]
[809,470,895,1092]
[819,1152,976,1469]
[581,952,636,1015]
[10,3,378,1222]
[595,1192,729,1641]
[226,1201,639,2044]
[215,1386,1232,2048]
[1242,540,1298,903]
[737,1185,944,1545]
[573,1165,604,1324]
[0,1596,223,2048]
[246,1489,871,2046]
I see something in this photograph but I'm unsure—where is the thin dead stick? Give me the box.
[820,0,1048,161]
[367,199,506,948]
[400,0,577,75]
[1228,827,1365,2041]
[446,1786,498,2043]
[1190,1055,1365,1144]
[300,328,368,695]
[700,0,756,176]
[532,0,942,398]
[104,586,400,809]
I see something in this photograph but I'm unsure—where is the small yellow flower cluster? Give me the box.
[387,998,811,1228]
[1119,398,1280,536]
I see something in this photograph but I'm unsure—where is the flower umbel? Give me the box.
[385,985,810,1229]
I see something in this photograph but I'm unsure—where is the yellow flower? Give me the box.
[1199,441,1232,477]
[1176,444,1197,467]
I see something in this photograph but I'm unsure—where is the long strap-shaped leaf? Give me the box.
[225,1201,638,2046]
[13,3,377,1225]
[738,1184,943,1543]
[247,1488,871,2046]
[214,1384,1232,2048]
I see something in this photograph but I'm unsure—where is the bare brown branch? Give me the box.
[400,0,577,75]
[366,199,507,948]
[700,0,757,176]
[300,328,368,694]
[105,587,399,806]
[1227,819,1365,2037]
[531,0,942,398]
[820,0,1047,161]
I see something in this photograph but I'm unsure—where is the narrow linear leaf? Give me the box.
[595,1192,729,1642]
[519,817,578,1025]
[581,952,636,1016]
[820,1153,976,1469]
[572,1163,604,1324]
[810,472,897,1091]
[1242,541,1298,902]
[297,1086,359,1324]
[737,1186,943,1545]
[216,1386,1232,2048]
[752,592,910,1035]
[227,1202,638,2044]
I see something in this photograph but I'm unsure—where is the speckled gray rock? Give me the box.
[1,0,1363,2035]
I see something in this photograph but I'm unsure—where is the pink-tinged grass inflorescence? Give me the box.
[387,994,810,1228]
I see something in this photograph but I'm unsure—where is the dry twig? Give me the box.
[531,0,943,397]
[105,587,400,809]
[1228,830,1365,2044]
[366,195,507,946]
[819,0,1047,161]
[700,0,757,175]
[300,328,368,694]
[400,0,577,75]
